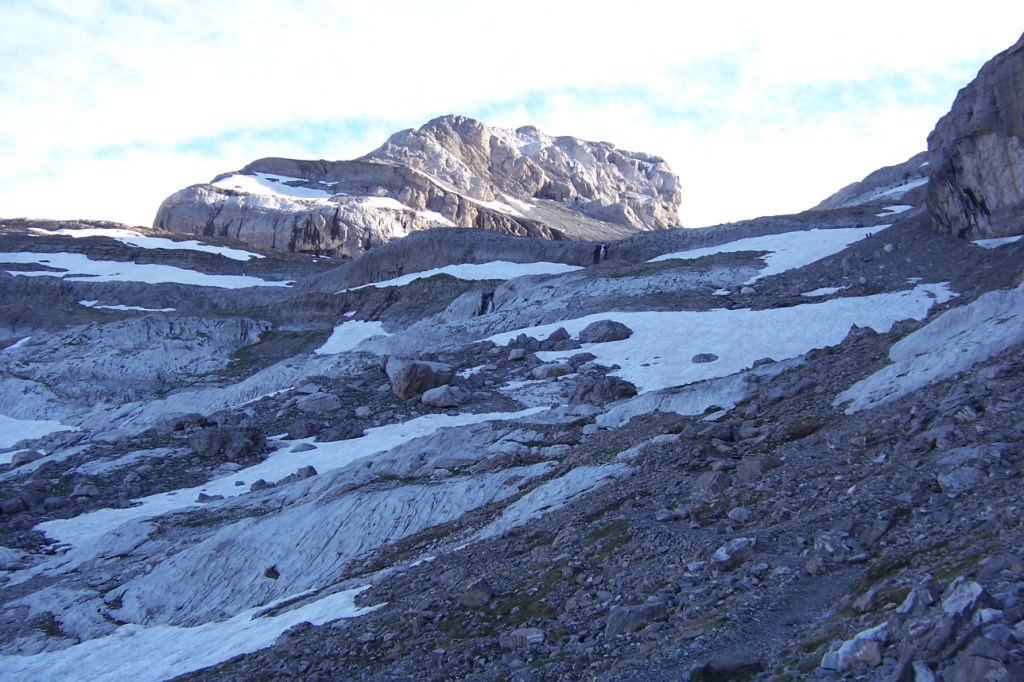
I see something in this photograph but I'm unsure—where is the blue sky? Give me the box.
[2,1,1023,228]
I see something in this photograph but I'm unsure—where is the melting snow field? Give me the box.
[490,284,954,394]
[33,408,545,553]
[648,226,886,283]
[29,227,263,261]
[314,320,390,354]
[836,281,1024,413]
[0,586,380,682]
[79,300,175,313]
[345,261,582,291]
[0,415,75,457]
[0,252,292,288]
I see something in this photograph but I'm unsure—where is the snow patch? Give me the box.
[973,235,1024,249]
[801,286,844,298]
[79,301,175,312]
[1,252,292,288]
[649,226,884,283]
[0,415,74,454]
[344,261,582,291]
[30,227,263,261]
[0,586,379,682]
[489,284,953,394]
[836,281,1024,413]
[212,172,334,200]
[876,205,913,217]
[314,320,390,355]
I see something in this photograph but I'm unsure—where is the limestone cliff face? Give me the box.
[154,116,681,258]
[927,32,1024,238]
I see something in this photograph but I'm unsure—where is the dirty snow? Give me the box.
[0,415,74,456]
[490,283,953,394]
[836,281,1024,413]
[0,586,379,682]
[345,261,582,291]
[973,235,1024,249]
[33,407,545,552]
[314,320,390,355]
[29,227,263,261]
[648,226,884,283]
[1,252,292,288]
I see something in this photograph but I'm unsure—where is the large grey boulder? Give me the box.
[578,319,633,344]
[927,32,1024,238]
[385,358,454,399]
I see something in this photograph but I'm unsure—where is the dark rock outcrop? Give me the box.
[927,32,1024,238]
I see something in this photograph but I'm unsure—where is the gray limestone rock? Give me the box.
[420,385,466,408]
[386,358,454,399]
[928,32,1024,238]
[8,450,43,468]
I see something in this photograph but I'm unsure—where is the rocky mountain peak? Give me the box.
[927,31,1024,238]
[154,116,681,261]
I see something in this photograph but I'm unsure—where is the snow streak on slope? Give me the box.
[0,252,291,288]
[973,235,1024,249]
[0,586,379,682]
[29,227,263,261]
[490,284,954,394]
[649,226,884,283]
[345,261,582,291]
[212,172,335,200]
[33,408,545,553]
[0,415,75,456]
[836,281,1024,413]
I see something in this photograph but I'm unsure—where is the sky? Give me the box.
[2,1,1023,229]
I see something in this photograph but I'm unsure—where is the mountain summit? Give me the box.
[154,115,681,258]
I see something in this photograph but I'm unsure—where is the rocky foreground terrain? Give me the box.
[0,32,1023,682]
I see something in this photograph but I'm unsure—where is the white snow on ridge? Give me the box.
[973,235,1024,249]
[314,320,390,355]
[489,284,954,394]
[213,172,334,200]
[1,252,292,288]
[79,300,176,313]
[877,205,913,217]
[29,227,263,261]
[0,586,379,682]
[836,281,1024,413]
[345,261,582,291]
[802,286,844,298]
[0,415,75,456]
[649,226,885,283]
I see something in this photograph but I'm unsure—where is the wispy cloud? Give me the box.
[1,1,1022,226]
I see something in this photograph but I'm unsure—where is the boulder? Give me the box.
[8,450,44,467]
[296,392,342,414]
[578,319,633,344]
[460,578,495,608]
[386,358,454,399]
[604,598,668,636]
[421,385,467,408]
[531,363,572,380]
[315,421,364,442]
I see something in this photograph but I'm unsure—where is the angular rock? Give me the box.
[604,598,667,636]
[460,578,495,608]
[499,627,544,649]
[296,392,342,414]
[421,385,467,408]
[8,450,44,467]
[315,422,364,442]
[530,363,572,380]
[386,358,454,399]
[711,537,756,571]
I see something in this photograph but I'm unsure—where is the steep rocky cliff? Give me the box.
[154,116,681,259]
[927,32,1024,238]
